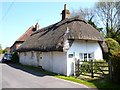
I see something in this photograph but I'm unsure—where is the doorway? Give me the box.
[39,52,42,66]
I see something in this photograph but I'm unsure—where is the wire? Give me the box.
[0,0,15,24]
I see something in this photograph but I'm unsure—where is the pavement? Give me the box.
[1,63,89,88]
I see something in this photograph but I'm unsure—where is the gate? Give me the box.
[75,59,109,78]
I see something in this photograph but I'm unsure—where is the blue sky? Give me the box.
[0,1,97,49]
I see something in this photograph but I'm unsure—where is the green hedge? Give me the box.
[111,52,120,84]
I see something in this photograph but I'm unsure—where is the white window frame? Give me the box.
[79,53,94,61]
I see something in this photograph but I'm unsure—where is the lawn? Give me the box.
[13,63,120,89]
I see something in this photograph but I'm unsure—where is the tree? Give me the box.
[95,1,120,40]
[2,49,7,53]
[0,44,2,50]
[88,16,103,32]
[71,8,95,22]
[71,8,103,33]
[0,44,2,54]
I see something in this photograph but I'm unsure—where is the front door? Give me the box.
[39,52,42,66]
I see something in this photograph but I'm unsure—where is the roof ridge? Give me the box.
[31,17,86,36]
[16,26,34,41]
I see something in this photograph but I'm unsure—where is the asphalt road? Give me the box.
[0,54,3,89]
[1,63,88,88]
[0,54,3,62]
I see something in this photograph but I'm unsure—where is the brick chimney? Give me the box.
[35,22,39,30]
[61,4,70,20]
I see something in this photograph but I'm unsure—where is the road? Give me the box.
[0,54,3,62]
[1,63,88,88]
[0,54,3,89]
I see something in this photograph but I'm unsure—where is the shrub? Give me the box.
[80,62,91,74]
[110,51,120,84]
[105,38,120,55]
[93,60,107,73]
[11,52,19,63]
[104,38,120,61]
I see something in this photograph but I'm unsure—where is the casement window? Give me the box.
[68,54,73,58]
[79,53,83,61]
[79,53,94,61]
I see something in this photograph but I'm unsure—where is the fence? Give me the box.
[75,59,109,78]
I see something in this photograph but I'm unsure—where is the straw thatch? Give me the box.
[17,16,107,52]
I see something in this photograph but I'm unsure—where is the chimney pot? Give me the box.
[35,22,39,31]
[61,4,70,20]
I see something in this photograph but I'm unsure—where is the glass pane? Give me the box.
[84,53,87,61]
[79,53,83,61]
[68,54,73,58]
[88,53,92,58]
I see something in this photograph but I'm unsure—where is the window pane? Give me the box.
[88,53,94,61]
[68,54,73,58]
[88,53,92,58]
[79,53,83,60]
[84,53,87,61]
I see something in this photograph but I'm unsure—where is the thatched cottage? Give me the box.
[17,4,107,76]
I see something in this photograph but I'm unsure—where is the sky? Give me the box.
[0,0,98,49]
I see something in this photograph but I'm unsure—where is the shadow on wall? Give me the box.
[6,63,48,77]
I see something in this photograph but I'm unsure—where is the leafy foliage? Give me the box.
[11,52,19,63]
[80,62,91,73]
[95,1,120,43]
[110,51,120,84]
[105,38,120,56]
[88,17,102,31]
[2,49,7,53]
[79,60,108,77]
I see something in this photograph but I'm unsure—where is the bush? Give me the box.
[80,62,91,73]
[105,38,120,55]
[110,51,120,84]
[11,52,19,63]
[80,60,107,74]
[104,38,120,61]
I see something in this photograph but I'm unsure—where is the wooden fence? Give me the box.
[75,59,109,78]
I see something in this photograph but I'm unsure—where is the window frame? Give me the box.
[79,53,94,61]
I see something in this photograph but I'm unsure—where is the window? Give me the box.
[84,53,87,61]
[88,53,94,61]
[79,53,94,61]
[79,53,83,61]
[68,54,73,58]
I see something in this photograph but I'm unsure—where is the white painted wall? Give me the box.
[66,40,103,76]
[19,51,39,66]
[42,52,67,75]
[19,40,103,76]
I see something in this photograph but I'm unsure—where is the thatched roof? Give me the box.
[17,16,107,52]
